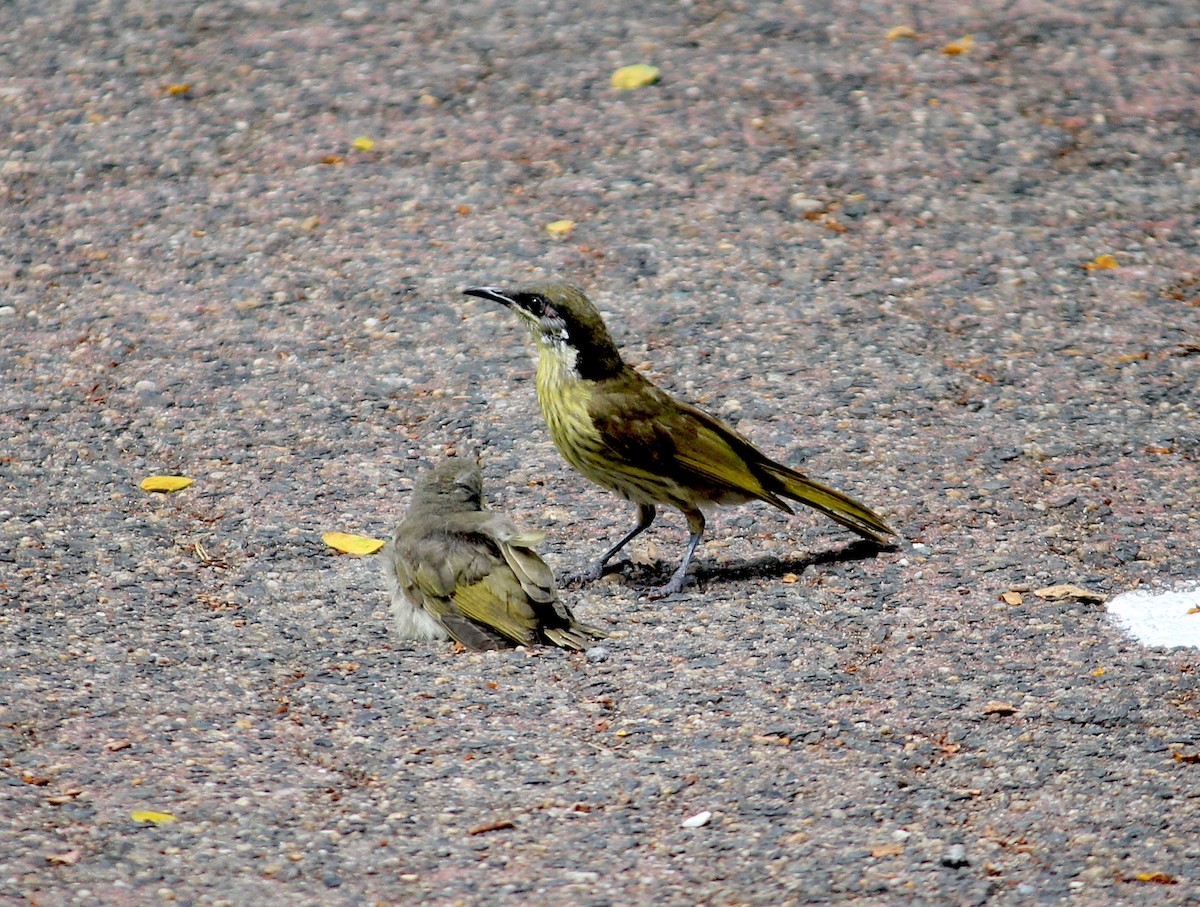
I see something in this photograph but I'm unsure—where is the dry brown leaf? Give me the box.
[45,850,81,866]
[1000,591,1023,605]
[983,700,1018,716]
[468,819,516,835]
[751,734,791,746]
[630,540,660,567]
[1033,584,1106,603]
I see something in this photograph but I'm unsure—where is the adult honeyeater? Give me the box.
[463,283,897,596]
[383,459,605,650]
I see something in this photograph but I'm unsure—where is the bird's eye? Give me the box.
[529,295,546,316]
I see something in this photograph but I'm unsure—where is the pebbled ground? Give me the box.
[1,1,1198,904]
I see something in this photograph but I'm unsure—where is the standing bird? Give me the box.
[463,284,896,596]
[383,459,605,650]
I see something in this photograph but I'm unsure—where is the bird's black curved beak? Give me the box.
[463,286,515,308]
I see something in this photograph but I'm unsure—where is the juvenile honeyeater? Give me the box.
[463,284,897,596]
[382,459,605,650]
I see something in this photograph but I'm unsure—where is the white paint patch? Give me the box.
[1107,584,1200,648]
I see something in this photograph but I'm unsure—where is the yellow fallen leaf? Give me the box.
[886,26,918,41]
[546,219,575,238]
[351,136,376,151]
[1091,667,1106,676]
[140,475,193,493]
[1133,871,1175,884]
[941,35,974,55]
[323,532,386,556]
[164,83,192,96]
[611,64,661,90]
[1084,253,1119,271]
[131,810,177,824]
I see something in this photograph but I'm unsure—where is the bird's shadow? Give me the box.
[600,539,893,594]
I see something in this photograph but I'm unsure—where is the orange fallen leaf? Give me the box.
[1172,751,1200,764]
[323,532,386,556]
[1133,872,1175,884]
[1084,253,1119,271]
[1091,667,1106,676]
[164,83,192,96]
[885,26,918,41]
[941,35,974,55]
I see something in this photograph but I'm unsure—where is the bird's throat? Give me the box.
[534,339,600,464]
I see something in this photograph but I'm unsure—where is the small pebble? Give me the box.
[585,646,610,663]
[681,811,712,829]
[941,843,969,868]
[789,195,824,214]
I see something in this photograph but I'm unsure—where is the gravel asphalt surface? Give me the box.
[2,1,1199,904]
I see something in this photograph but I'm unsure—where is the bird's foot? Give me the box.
[563,559,630,588]
[644,573,693,600]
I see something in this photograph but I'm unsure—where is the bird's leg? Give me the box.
[569,503,656,585]
[650,508,706,598]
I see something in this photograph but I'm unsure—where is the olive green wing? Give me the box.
[588,372,791,510]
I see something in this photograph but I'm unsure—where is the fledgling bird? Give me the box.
[463,283,897,596]
[382,459,605,650]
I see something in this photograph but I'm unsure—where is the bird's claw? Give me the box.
[644,574,692,599]
[563,559,638,588]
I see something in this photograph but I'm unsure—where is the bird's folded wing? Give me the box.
[591,381,785,505]
[452,570,539,646]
